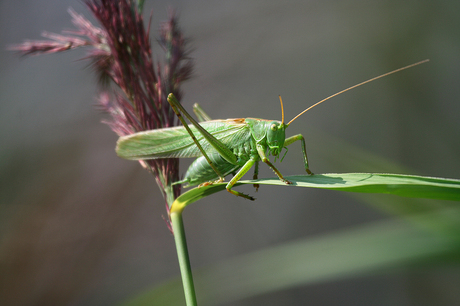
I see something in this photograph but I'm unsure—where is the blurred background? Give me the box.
[1,0,459,305]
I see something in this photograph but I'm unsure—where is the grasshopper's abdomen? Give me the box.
[179,153,241,187]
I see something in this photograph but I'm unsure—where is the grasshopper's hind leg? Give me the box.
[226,158,257,201]
[167,93,239,183]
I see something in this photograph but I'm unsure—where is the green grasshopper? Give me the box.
[116,60,428,200]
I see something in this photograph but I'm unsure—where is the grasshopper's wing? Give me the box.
[116,119,250,160]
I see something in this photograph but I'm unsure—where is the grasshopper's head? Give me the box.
[265,96,288,158]
[266,121,286,157]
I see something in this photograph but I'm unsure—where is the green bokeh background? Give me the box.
[1,1,459,305]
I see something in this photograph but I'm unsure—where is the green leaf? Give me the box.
[171,173,460,212]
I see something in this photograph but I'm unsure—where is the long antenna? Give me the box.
[279,95,285,125]
[287,59,429,126]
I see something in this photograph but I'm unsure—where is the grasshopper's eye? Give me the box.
[270,124,278,131]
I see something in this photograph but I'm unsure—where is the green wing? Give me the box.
[116,119,250,160]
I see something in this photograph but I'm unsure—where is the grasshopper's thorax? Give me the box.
[246,118,286,158]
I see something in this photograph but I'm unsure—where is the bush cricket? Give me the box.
[116,59,429,200]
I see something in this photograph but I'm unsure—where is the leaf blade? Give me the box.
[171,173,460,212]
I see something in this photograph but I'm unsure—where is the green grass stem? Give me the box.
[170,211,198,306]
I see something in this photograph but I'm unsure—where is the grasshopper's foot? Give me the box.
[198,181,214,187]
[253,174,259,192]
[227,188,255,201]
[306,168,314,175]
[198,177,225,188]
[283,179,293,185]
[215,177,225,183]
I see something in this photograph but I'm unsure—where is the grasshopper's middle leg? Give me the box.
[284,134,313,175]
[252,160,260,191]
[226,158,257,201]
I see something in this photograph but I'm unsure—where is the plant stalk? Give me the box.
[170,211,197,306]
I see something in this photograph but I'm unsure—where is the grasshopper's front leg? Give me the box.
[284,134,313,175]
[256,145,293,185]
